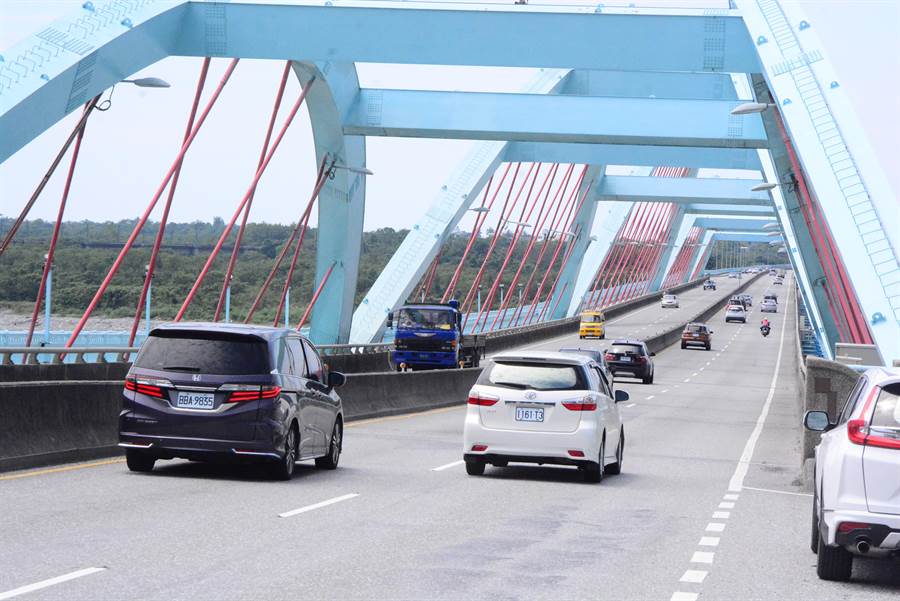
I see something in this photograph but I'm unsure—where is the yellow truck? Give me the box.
[579,310,606,339]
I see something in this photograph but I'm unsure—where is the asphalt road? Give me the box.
[1,273,897,600]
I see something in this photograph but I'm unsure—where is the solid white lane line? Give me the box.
[723,493,739,501]
[712,511,731,519]
[706,522,726,533]
[718,502,735,509]
[680,570,708,584]
[699,537,720,547]
[691,551,715,564]
[279,493,359,518]
[741,485,812,498]
[432,460,464,472]
[726,281,792,494]
[671,593,699,601]
[0,568,106,601]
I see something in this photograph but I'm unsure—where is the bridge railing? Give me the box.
[0,346,139,366]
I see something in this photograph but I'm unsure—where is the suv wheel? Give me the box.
[125,449,155,473]
[810,491,820,554]
[643,372,654,385]
[816,536,853,581]
[465,458,485,476]
[316,420,342,470]
[272,425,298,481]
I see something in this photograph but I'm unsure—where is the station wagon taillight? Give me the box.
[124,377,167,399]
[467,392,499,406]
[562,396,597,411]
[220,384,282,402]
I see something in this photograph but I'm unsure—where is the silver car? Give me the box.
[725,304,747,323]
[661,294,679,309]
[760,299,778,313]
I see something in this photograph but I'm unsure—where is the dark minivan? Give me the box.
[119,323,346,480]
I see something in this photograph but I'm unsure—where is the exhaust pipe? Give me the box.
[856,540,871,554]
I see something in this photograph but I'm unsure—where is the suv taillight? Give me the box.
[468,392,499,406]
[124,377,168,399]
[604,353,615,361]
[562,396,597,411]
[220,384,282,402]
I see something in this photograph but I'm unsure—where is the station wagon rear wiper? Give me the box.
[162,365,201,372]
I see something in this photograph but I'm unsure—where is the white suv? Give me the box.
[463,351,628,483]
[804,368,900,581]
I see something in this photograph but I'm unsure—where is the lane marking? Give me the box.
[691,551,715,564]
[712,511,731,519]
[726,281,792,493]
[683,378,691,383]
[705,522,726,533]
[741,485,812,498]
[671,593,699,601]
[0,568,106,600]
[279,493,359,518]
[432,460,464,472]
[661,389,669,394]
[647,395,655,400]
[679,570,707,584]
[723,493,739,501]
[699,367,705,372]
[692,372,698,377]
[718,502,735,509]
[625,403,636,408]
[699,537,720,547]
[0,458,125,482]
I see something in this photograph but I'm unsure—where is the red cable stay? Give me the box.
[64,59,240,351]
[24,100,95,347]
[127,58,212,345]
[174,76,317,322]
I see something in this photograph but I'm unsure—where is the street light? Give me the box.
[121,77,171,88]
[730,102,776,116]
[751,182,778,192]
[477,284,483,314]
[144,263,153,337]
[43,253,52,344]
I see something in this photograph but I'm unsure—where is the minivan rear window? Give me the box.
[135,332,269,375]
[478,361,585,391]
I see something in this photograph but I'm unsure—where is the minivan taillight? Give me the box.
[468,392,499,406]
[221,385,282,402]
[562,396,597,411]
[124,377,167,399]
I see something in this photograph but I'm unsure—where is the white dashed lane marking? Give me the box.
[690,552,715,564]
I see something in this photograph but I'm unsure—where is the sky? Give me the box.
[0,0,898,232]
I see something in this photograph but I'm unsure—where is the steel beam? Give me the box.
[686,204,774,216]
[598,176,773,205]
[345,90,767,148]
[504,143,763,170]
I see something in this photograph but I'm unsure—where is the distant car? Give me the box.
[119,323,346,480]
[661,294,679,309]
[725,304,747,323]
[681,323,713,351]
[804,368,900,581]
[728,272,740,279]
[760,299,778,313]
[558,347,614,388]
[729,295,748,310]
[463,351,628,482]
[604,339,655,384]
[769,269,777,276]
[703,279,716,290]
[774,277,784,285]
[740,293,753,307]
[764,293,778,304]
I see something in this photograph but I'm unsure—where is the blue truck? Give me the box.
[386,300,484,371]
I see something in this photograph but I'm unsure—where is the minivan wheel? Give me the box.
[316,420,342,470]
[816,536,853,581]
[465,459,485,476]
[125,449,155,473]
[272,425,298,481]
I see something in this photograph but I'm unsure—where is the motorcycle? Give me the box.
[760,325,771,337]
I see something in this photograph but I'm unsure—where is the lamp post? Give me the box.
[477,284,483,314]
[499,283,505,308]
[43,253,51,344]
[284,282,290,327]
[730,102,776,116]
[225,273,234,323]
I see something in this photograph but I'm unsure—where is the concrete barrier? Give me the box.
[0,362,131,383]
[801,356,860,462]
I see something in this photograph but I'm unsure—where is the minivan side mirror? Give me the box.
[327,371,346,388]
[386,312,394,329]
[614,389,630,403]
[804,410,833,432]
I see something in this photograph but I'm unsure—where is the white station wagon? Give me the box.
[805,368,900,581]
[463,351,628,483]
